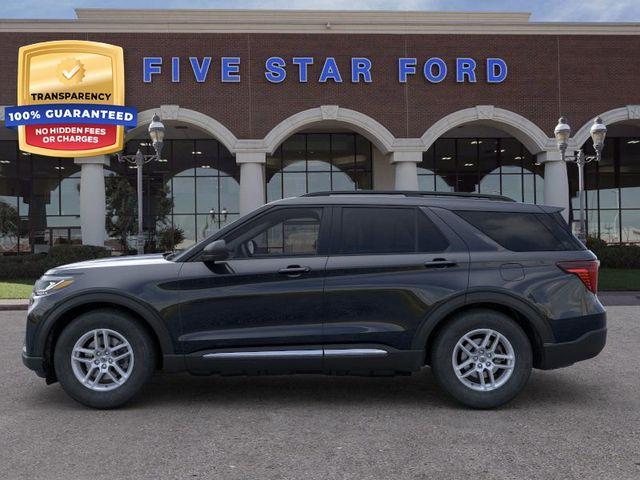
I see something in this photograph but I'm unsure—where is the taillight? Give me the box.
[557,260,600,294]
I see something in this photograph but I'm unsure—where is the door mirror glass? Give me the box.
[201,239,229,262]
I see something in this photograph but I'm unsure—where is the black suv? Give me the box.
[23,191,606,409]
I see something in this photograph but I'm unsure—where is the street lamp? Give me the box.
[117,113,166,255]
[554,116,607,243]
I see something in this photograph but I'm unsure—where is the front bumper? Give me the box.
[539,327,607,370]
[22,351,47,378]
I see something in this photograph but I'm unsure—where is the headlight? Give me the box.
[33,277,74,296]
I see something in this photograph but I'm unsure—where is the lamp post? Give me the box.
[117,113,166,255]
[554,116,607,243]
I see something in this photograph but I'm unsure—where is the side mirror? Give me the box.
[201,239,229,262]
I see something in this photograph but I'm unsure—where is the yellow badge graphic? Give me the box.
[56,58,86,85]
[6,40,136,158]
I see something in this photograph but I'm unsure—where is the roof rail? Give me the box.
[301,190,515,202]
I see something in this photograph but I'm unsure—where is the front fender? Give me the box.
[30,289,176,358]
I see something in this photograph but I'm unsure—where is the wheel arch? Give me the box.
[38,292,175,382]
[414,291,554,369]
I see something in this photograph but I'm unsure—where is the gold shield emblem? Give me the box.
[16,40,125,157]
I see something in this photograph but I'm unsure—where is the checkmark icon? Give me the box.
[62,64,80,79]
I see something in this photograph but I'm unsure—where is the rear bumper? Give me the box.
[539,327,607,370]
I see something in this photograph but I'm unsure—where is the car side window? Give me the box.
[225,207,323,258]
[338,207,448,255]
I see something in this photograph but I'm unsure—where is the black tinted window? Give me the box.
[418,210,450,252]
[455,210,583,252]
[226,208,323,257]
[339,207,448,254]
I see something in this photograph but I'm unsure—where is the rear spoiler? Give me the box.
[537,205,564,214]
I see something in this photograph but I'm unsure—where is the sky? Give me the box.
[1,0,639,22]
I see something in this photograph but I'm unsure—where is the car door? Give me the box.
[178,206,330,368]
[323,205,469,357]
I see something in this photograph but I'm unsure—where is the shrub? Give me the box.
[0,245,111,279]
[586,236,640,269]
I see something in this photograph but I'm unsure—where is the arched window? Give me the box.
[418,137,543,203]
[266,133,373,201]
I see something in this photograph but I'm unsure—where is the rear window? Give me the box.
[455,210,583,252]
[339,207,449,255]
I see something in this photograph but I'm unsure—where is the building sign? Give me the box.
[5,40,136,157]
[142,56,508,84]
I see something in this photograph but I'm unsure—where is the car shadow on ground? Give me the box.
[25,367,599,412]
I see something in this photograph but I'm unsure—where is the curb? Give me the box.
[598,292,640,307]
[0,301,29,311]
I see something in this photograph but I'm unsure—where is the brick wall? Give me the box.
[0,32,638,140]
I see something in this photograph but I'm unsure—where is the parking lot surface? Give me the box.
[1,307,639,480]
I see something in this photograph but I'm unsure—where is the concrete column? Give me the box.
[538,151,570,222]
[74,155,109,246]
[237,151,266,216]
[391,151,422,190]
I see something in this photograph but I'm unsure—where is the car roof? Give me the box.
[267,191,562,213]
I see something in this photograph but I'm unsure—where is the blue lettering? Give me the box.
[351,57,372,83]
[398,58,417,83]
[487,58,508,83]
[265,56,286,83]
[143,57,162,83]
[189,57,211,83]
[171,57,180,83]
[424,58,447,83]
[292,57,314,82]
[319,57,342,83]
[456,58,477,83]
[221,57,241,83]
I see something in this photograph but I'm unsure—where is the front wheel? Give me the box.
[53,309,156,409]
[430,309,532,409]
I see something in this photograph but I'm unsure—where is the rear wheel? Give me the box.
[54,309,156,409]
[430,309,532,409]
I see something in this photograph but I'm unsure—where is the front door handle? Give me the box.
[278,265,311,276]
[424,258,457,269]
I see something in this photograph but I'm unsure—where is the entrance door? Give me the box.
[178,206,330,371]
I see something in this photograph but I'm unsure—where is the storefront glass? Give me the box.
[266,133,373,201]
[419,137,544,204]
[570,137,640,244]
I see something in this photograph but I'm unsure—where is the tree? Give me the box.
[105,176,137,252]
[105,176,174,253]
[0,201,21,252]
[157,226,185,252]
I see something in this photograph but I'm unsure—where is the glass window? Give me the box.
[456,210,582,252]
[417,210,449,252]
[266,133,372,200]
[339,207,415,255]
[227,207,323,258]
[0,141,18,177]
[621,210,640,243]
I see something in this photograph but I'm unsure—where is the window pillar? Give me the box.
[391,151,421,190]
[237,151,266,215]
[538,151,570,222]
[74,155,109,246]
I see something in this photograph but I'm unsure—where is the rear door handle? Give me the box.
[278,265,311,276]
[424,258,457,269]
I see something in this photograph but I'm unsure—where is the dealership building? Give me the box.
[0,8,639,252]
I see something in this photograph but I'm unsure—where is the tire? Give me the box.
[53,309,156,409]
[430,309,532,409]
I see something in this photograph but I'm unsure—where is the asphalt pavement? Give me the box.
[1,308,639,480]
